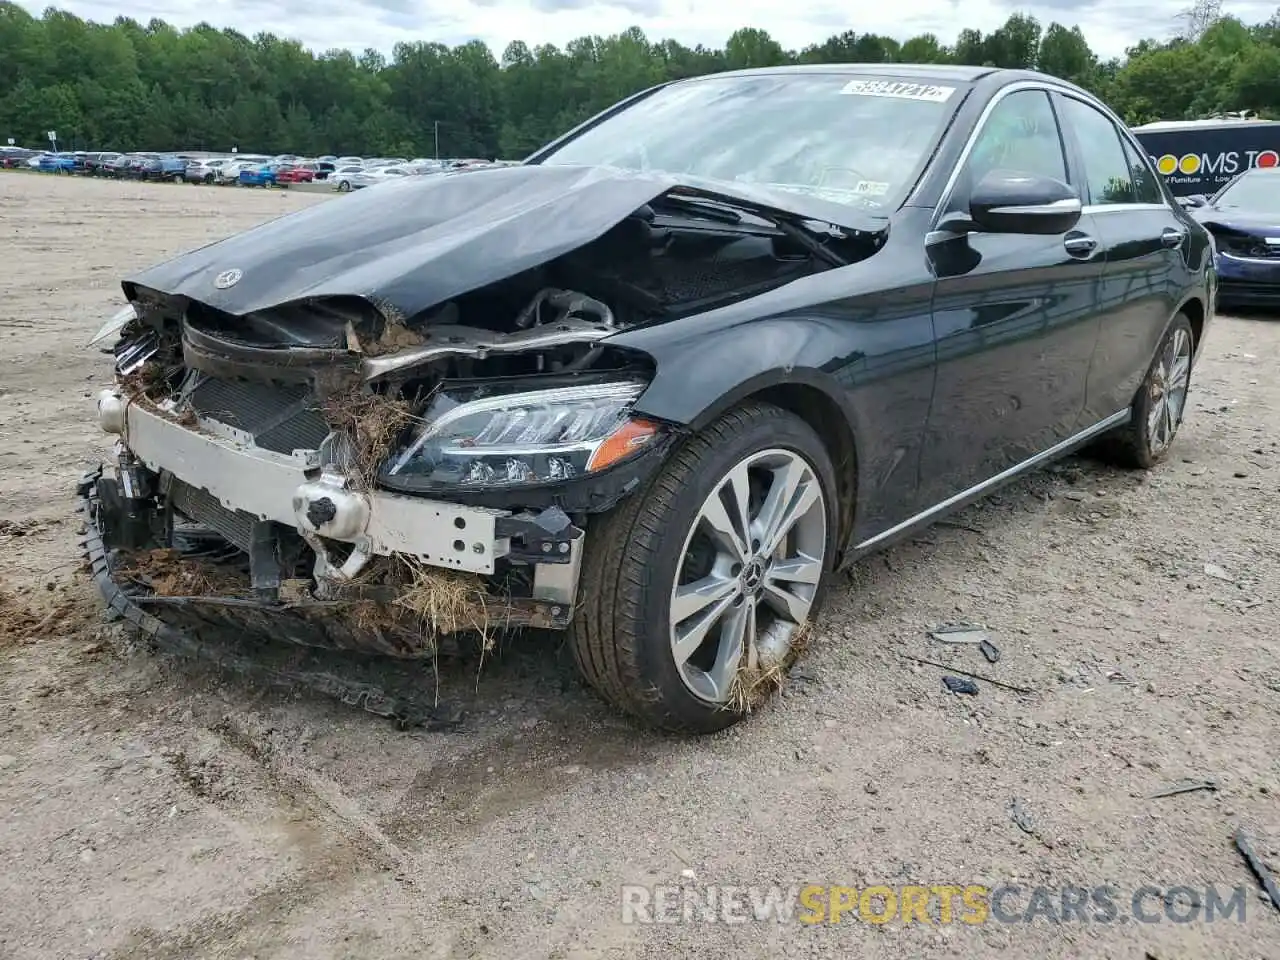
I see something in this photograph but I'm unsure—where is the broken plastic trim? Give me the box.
[89,304,138,346]
[360,317,618,382]
[76,468,580,729]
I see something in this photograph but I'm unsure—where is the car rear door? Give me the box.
[1053,92,1199,422]
[917,86,1106,507]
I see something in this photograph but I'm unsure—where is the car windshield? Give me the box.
[1212,171,1280,214]
[537,73,961,210]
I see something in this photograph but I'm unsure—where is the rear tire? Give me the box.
[1096,312,1195,469]
[569,402,838,734]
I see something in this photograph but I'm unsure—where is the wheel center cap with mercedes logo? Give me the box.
[741,557,766,595]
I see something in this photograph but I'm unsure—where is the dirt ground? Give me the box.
[1,172,1277,960]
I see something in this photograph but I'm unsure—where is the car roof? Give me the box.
[675,62,1092,97]
[680,62,1000,84]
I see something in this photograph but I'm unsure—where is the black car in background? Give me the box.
[85,64,1214,734]
[103,153,134,177]
[80,152,122,175]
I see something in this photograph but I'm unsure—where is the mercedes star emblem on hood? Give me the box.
[214,268,243,289]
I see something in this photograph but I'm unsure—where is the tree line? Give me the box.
[2,1,1279,160]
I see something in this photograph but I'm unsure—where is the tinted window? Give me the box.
[540,74,961,211]
[965,90,1068,186]
[1121,136,1163,204]
[1057,96,1134,205]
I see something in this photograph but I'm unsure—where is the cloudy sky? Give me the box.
[17,0,1280,61]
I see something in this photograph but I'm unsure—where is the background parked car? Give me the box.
[275,164,314,185]
[81,152,121,175]
[37,152,77,173]
[0,147,35,168]
[344,164,412,189]
[123,155,155,178]
[104,153,135,177]
[184,158,234,184]
[239,162,284,187]
[330,164,366,191]
[1189,166,1280,309]
[215,158,260,183]
[134,156,188,182]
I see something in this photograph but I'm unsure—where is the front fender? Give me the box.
[621,315,865,437]
[606,250,938,548]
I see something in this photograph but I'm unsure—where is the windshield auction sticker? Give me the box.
[840,79,955,102]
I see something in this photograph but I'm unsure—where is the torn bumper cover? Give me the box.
[84,390,590,658]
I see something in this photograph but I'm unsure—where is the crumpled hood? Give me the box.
[123,163,884,319]
[1193,208,1280,235]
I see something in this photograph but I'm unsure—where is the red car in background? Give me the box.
[275,164,315,185]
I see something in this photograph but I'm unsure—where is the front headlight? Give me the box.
[383,380,660,487]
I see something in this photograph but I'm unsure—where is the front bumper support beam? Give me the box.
[77,468,465,729]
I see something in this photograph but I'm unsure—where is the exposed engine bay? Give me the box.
[85,186,878,660]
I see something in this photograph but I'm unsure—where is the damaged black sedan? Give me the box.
[82,64,1214,733]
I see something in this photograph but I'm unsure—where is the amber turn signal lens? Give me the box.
[587,418,660,472]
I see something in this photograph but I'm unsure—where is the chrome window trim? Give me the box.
[1081,202,1173,215]
[929,81,1065,226]
[929,80,1176,226]
[1055,91,1175,211]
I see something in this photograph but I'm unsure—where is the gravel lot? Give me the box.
[1,172,1277,960]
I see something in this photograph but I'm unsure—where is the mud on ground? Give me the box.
[1,172,1277,960]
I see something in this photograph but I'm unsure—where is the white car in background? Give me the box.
[330,164,368,192]
[215,158,268,184]
[338,165,413,191]
[184,158,234,184]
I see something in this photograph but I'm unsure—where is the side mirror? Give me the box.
[1180,194,1208,208]
[969,169,1082,234]
[936,169,1083,238]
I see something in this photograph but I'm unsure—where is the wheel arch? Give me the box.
[1178,295,1206,353]
[637,368,861,566]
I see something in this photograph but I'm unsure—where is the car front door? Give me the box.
[917,86,1106,506]
[1053,92,1200,422]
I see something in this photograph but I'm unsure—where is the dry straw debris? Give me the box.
[321,388,415,488]
[114,548,249,597]
[726,621,815,714]
[392,558,493,642]
[338,556,498,658]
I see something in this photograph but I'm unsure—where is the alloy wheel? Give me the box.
[668,448,827,703]
[1146,325,1192,456]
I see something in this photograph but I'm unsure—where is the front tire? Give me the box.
[1098,312,1195,469]
[570,402,838,733]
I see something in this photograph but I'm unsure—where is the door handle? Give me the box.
[1161,227,1187,250]
[1064,234,1097,257]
